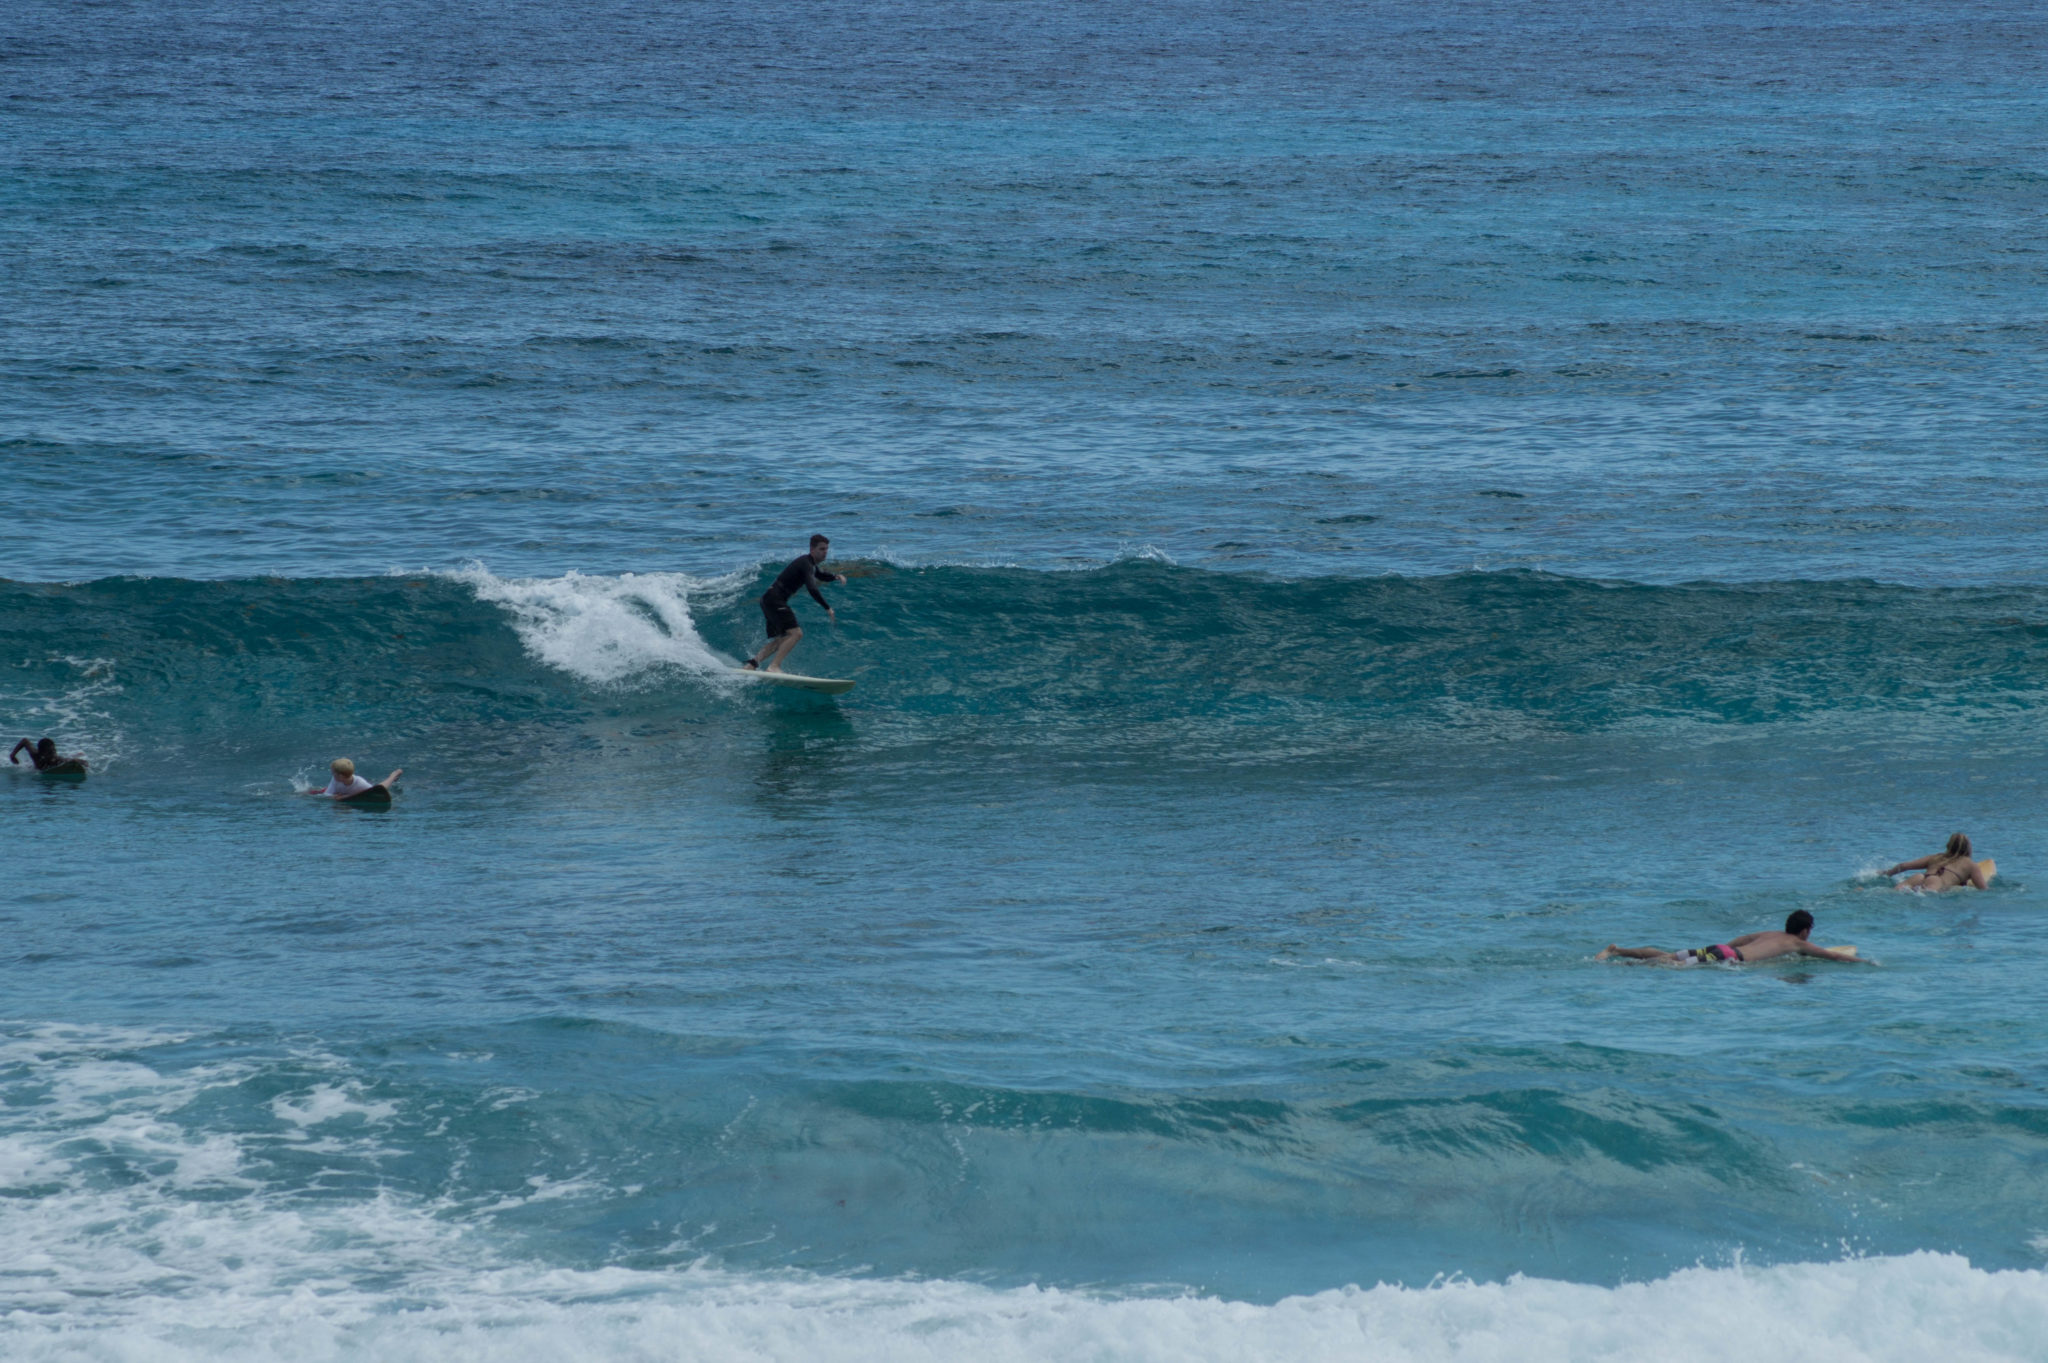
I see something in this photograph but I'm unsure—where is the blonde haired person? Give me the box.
[308,758,403,800]
[1883,833,1990,891]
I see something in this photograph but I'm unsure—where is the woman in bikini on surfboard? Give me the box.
[1882,833,1992,891]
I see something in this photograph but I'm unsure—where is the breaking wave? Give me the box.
[7,562,2048,773]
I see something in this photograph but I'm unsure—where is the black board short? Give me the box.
[761,595,800,638]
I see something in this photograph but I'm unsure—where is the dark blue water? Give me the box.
[6,2,2048,1358]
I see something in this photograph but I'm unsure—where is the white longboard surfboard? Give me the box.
[735,668,854,695]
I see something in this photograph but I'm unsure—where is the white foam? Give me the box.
[269,1083,399,1129]
[453,565,751,686]
[0,655,126,771]
[3,1024,2046,1362]
[2,1247,2045,1363]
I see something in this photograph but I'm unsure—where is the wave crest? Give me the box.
[9,566,2048,770]
[452,565,748,686]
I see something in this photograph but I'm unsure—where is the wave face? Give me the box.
[8,564,2048,775]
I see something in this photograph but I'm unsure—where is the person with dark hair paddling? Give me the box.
[1596,910,1866,966]
[1882,833,1993,891]
[743,534,845,674]
[10,738,86,774]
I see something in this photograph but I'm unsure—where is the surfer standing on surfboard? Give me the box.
[743,535,844,674]
[1596,910,1867,966]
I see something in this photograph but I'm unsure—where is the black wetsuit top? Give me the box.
[763,554,840,611]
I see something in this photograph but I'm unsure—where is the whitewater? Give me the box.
[7,0,2048,1357]
[0,1021,2039,1363]
[0,1026,2041,1363]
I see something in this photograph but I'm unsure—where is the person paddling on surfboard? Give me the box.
[306,757,402,799]
[742,534,844,674]
[10,737,87,774]
[1882,832,1992,891]
[1596,910,1867,966]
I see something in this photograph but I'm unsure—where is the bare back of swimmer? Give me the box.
[1883,832,1989,891]
[1597,910,1866,966]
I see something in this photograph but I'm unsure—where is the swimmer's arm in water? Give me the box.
[1881,856,1937,877]
[1964,863,1990,890]
[8,740,27,765]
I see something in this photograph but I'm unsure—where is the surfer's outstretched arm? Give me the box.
[380,769,403,787]
[8,739,27,764]
[1796,940,1869,964]
[803,572,837,619]
[1882,856,1936,876]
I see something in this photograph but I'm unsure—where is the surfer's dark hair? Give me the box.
[810,534,829,548]
[35,738,55,759]
[1785,910,1814,937]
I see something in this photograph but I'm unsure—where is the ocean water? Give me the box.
[6,0,2048,1358]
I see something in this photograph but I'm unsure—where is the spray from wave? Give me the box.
[0,655,126,771]
[452,564,750,686]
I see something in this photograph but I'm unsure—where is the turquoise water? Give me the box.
[6,1,2048,1358]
